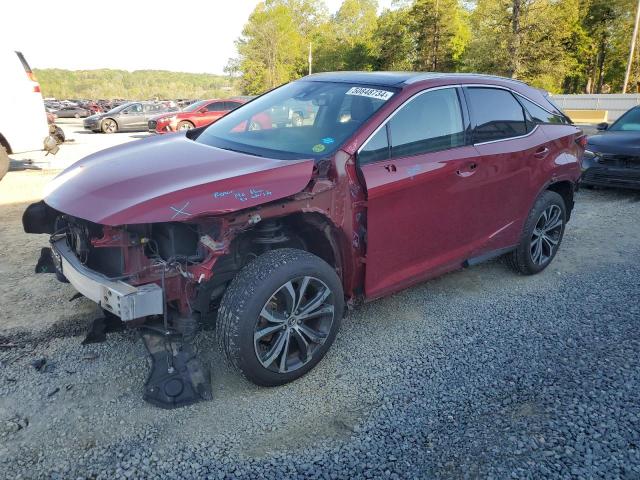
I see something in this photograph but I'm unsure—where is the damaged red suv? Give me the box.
[23,72,584,408]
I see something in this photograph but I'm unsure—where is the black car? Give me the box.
[582,106,640,190]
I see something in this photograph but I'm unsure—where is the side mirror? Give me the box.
[199,108,208,114]
[596,122,608,131]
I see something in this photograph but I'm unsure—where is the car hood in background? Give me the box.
[587,131,640,156]
[43,134,314,225]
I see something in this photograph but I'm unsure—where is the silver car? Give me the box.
[83,102,176,133]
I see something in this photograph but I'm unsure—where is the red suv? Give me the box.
[149,98,245,133]
[23,72,584,408]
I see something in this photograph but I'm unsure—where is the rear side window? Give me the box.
[207,102,225,112]
[466,87,527,143]
[516,94,566,125]
[389,88,465,159]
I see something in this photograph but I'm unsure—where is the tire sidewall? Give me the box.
[227,251,344,386]
[520,191,566,274]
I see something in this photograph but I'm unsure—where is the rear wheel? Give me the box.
[177,121,194,131]
[101,118,118,134]
[507,190,566,275]
[217,248,343,386]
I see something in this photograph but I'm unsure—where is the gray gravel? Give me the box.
[1,188,639,479]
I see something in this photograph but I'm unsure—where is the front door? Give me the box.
[358,87,505,299]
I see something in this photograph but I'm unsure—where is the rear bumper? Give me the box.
[52,238,164,321]
[581,166,640,190]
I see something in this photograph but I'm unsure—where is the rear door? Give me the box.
[463,86,551,247]
[359,87,495,299]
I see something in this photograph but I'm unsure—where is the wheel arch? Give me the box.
[194,211,346,320]
[0,132,12,154]
[546,180,575,221]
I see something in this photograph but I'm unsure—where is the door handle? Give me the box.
[456,162,478,177]
[384,163,397,173]
[534,147,550,159]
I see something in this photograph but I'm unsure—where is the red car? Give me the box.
[24,72,584,408]
[149,98,245,133]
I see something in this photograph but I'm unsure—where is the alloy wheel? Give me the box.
[530,204,563,265]
[254,276,335,374]
[103,119,117,133]
[179,122,193,130]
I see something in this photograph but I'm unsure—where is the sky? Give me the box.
[2,0,393,75]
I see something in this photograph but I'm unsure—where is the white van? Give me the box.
[0,50,57,180]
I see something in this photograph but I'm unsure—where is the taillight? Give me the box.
[33,84,41,93]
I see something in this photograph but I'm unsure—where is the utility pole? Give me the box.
[623,0,640,93]
[308,43,313,75]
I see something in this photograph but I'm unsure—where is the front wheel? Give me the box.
[507,190,566,275]
[101,118,118,133]
[216,248,344,386]
[177,121,194,131]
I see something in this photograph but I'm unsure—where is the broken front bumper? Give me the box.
[52,238,164,321]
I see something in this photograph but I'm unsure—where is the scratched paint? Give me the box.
[170,201,192,219]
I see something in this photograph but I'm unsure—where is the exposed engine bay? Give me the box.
[23,200,330,408]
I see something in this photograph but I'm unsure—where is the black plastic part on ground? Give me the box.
[140,327,213,409]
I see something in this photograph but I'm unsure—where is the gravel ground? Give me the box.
[0,172,639,478]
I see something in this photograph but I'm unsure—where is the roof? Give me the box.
[304,71,529,88]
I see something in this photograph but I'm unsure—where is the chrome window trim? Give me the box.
[357,83,550,157]
[357,85,463,156]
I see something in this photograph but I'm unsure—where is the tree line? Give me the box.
[34,69,238,100]
[228,0,638,95]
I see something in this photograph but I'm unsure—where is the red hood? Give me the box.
[43,134,314,225]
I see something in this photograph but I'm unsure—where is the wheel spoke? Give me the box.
[297,304,334,322]
[298,286,331,317]
[292,328,312,362]
[281,281,296,314]
[296,323,327,344]
[545,217,563,232]
[254,323,284,342]
[261,331,287,367]
[294,276,310,312]
[278,331,291,373]
[531,238,543,264]
[260,307,286,324]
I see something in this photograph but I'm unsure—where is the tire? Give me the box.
[0,146,9,182]
[177,121,194,131]
[217,248,344,387]
[506,190,566,275]
[101,118,118,134]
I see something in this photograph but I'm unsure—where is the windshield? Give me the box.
[105,103,128,115]
[183,100,207,112]
[195,81,396,160]
[609,107,640,131]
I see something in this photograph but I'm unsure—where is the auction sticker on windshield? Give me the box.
[346,87,394,101]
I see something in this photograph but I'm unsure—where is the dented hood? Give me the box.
[44,134,314,225]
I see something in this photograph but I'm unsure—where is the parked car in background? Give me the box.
[24,72,583,408]
[54,106,91,118]
[148,98,245,134]
[581,106,640,190]
[0,50,58,180]
[83,101,176,133]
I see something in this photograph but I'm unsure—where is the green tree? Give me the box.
[410,0,470,71]
[373,5,416,70]
[464,0,582,92]
[314,0,379,71]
